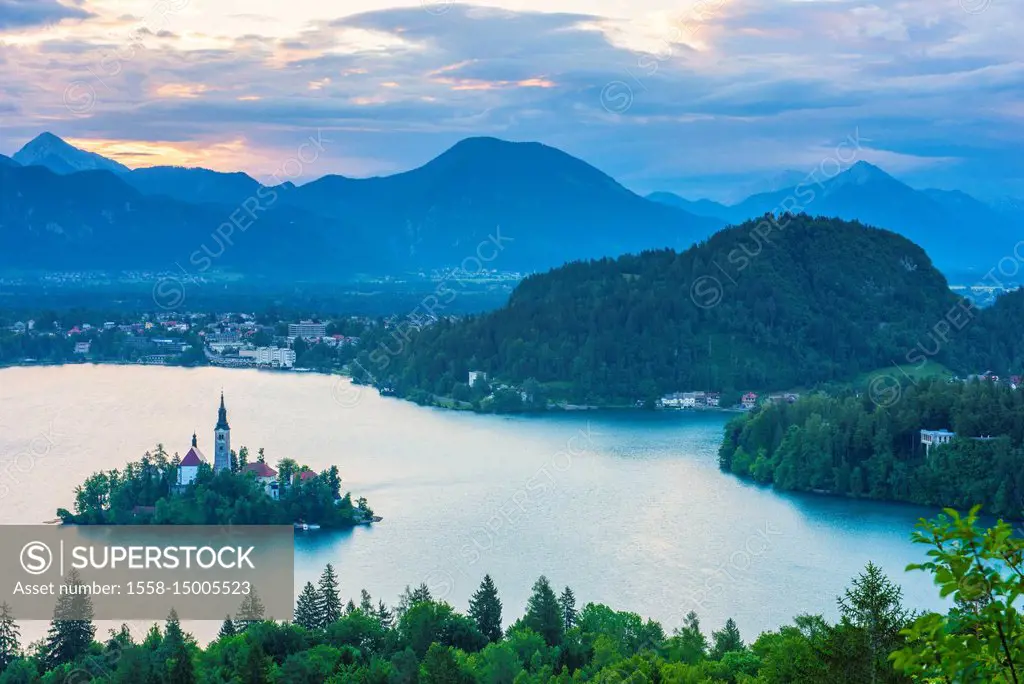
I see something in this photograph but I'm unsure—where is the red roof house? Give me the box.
[244,462,278,479]
[296,470,318,483]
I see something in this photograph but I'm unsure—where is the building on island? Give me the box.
[214,392,231,473]
[921,429,955,454]
[288,320,327,340]
[177,433,205,486]
[244,462,280,500]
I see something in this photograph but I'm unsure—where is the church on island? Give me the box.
[176,392,281,499]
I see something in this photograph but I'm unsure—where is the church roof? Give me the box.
[180,446,206,467]
[244,462,277,478]
[296,470,318,482]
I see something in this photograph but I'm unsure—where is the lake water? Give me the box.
[0,365,947,643]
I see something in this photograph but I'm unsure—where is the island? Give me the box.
[56,393,374,528]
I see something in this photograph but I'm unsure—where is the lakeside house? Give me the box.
[468,370,488,388]
[244,461,280,500]
[741,392,759,410]
[921,429,955,455]
[73,341,91,354]
[658,391,722,409]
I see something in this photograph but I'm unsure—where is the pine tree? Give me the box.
[359,589,374,613]
[345,599,357,614]
[240,642,269,684]
[377,600,394,630]
[257,448,266,464]
[468,575,503,643]
[294,582,322,630]
[217,616,236,640]
[160,609,196,684]
[318,564,342,627]
[0,602,20,671]
[559,587,577,632]
[235,590,266,632]
[45,570,96,668]
[838,561,910,684]
[238,446,249,469]
[524,575,563,646]
[709,618,744,659]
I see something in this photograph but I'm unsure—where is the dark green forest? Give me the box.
[2,510,1022,683]
[351,215,989,407]
[718,378,1024,517]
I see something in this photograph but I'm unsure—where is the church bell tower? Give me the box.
[214,392,231,472]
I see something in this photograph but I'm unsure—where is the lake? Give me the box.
[0,364,946,642]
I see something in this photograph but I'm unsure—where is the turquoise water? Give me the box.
[0,365,947,641]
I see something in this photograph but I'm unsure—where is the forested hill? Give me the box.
[358,214,962,404]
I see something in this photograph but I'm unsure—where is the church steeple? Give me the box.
[192,432,198,448]
[213,392,231,473]
[216,391,230,430]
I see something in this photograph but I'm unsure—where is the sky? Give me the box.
[0,0,1021,201]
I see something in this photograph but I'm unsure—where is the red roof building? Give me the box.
[296,470,318,482]
[179,447,206,467]
[244,462,278,479]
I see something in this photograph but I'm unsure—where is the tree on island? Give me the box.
[469,575,503,643]
[276,458,298,489]
[257,448,266,464]
[44,570,96,668]
[238,446,249,469]
[294,582,322,631]
[317,564,342,627]
[229,449,239,473]
[0,602,20,671]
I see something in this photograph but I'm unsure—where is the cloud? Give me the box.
[0,0,1021,199]
[0,0,92,30]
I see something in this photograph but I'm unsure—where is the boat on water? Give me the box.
[293,522,322,531]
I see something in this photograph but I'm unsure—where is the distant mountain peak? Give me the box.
[842,160,893,184]
[13,132,129,175]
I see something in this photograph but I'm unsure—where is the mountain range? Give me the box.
[648,162,1023,274]
[1,133,719,278]
[2,132,1019,279]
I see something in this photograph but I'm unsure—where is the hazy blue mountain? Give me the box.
[288,137,724,271]
[123,166,280,207]
[12,132,129,175]
[651,162,1015,271]
[0,163,360,275]
[645,192,731,221]
[0,154,19,168]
